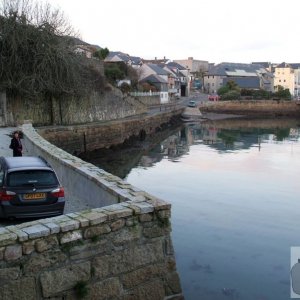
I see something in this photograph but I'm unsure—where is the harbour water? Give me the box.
[86,118,300,300]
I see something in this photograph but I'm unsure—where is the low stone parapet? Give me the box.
[0,200,182,299]
[0,123,183,299]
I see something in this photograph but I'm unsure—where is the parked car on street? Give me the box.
[208,94,220,101]
[188,100,197,107]
[0,156,65,219]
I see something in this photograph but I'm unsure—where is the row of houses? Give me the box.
[204,62,300,97]
[73,39,300,99]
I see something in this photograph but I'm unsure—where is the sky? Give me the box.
[50,0,300,64]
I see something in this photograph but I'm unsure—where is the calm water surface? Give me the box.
[88,119,300,300]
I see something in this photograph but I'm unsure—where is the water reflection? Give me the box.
[82,118,300,178]
[83,118,300,300]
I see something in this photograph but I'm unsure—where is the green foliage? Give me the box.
[104,64,125,83]
[218,80,241,100]
[241,89,272,99]
[74,281,89,299]
[217,130,240,147]
[220,90,240,100]
[93,47,109,60]
[274,85,291,100]
[217,85,230,96]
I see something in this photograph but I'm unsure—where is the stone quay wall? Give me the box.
[0,123,182,300]
[200,100,300,117]
[38,108,184,155]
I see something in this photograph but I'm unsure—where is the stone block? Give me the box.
[35,236,59,253]
[146,197,171,211]
[122,263,165,289]
[125,217,139,227]
[165,237,174,256]
[4,244,22,261]
[59,220,80,232]
[139,213,153,222]
[93,241,164,279]
[165,272,182,295]
[83,225,111,239]
[24,250,67,274]
[0,267,20,281]
[67,213,90,227]
[157,209,171,219]
[133,202,155,214]
[102,205,133,221]
[0,277,36,300]
[40,262,91,297]
[0,232,18,247]
[143,224,167,238]
[60,230,82,244]
[6,226,28,242]
[123,279,165,300]
[43,222,60,234]
[79,211,107,225]
[22,240,35,255]
[88,278,122,300]
[0,247,5,260]
[69,239,108,260]
[21,224,50,239]
[110,219,126,231]
[113,226,141,245]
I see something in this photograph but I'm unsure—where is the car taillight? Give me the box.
[51,187,65,198]
[0,191,16,201]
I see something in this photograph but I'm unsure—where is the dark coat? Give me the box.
[10,137,23,157]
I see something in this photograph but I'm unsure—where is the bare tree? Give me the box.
[0,0,103,98]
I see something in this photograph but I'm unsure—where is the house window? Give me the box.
[284,80,286,82]
[279,80,281,82]
[212,76,214,79]
[208,76,210,79]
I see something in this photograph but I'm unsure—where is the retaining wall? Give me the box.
[5,88,146,127]
[0,124,182,300]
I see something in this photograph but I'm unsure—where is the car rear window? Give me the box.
[7,170,58,187]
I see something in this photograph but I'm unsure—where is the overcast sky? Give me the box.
[50,0,299,64]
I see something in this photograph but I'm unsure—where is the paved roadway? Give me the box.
[0,91,210,226]
[0,127,90,227]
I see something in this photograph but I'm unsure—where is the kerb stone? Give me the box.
[22,224,50,239]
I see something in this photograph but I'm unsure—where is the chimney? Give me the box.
[188,57,193,60]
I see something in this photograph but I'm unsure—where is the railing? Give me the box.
[130,91,161,97]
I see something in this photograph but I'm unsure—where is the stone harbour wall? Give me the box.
[0,124,183,299]
[200,100,300,117]
[38,108,184,155]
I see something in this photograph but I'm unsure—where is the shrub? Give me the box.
[221,90,241,100]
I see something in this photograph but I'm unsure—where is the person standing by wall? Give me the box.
[9,131,23,157]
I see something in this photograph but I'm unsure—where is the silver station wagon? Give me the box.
[0,156,65,219]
